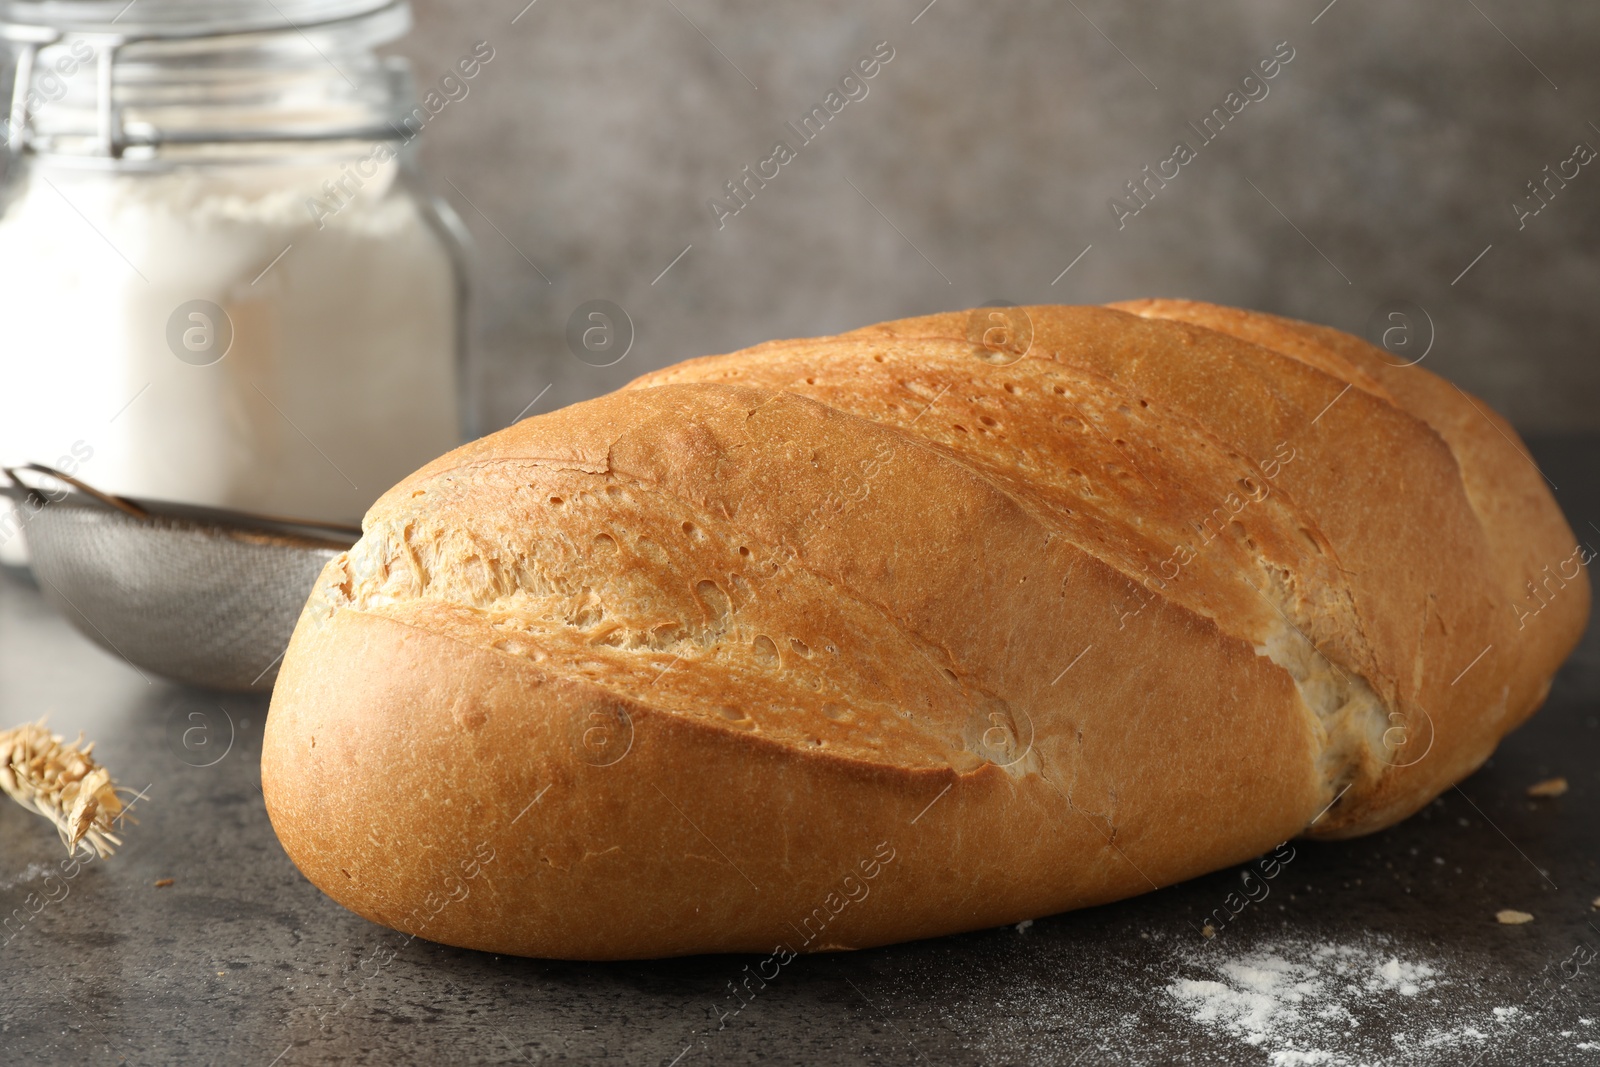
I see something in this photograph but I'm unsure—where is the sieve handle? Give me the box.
[2,463,149,519]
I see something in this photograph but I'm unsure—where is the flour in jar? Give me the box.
[0,152,461,560]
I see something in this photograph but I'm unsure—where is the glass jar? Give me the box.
[0,0,467,563]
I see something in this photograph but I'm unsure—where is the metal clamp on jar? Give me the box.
[0,0,469,566]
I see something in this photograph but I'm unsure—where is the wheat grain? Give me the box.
[0,719,127,857]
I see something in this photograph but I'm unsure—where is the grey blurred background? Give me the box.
[397,0,1600,435]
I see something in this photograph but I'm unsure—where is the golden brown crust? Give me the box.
[262,302,1589,958]
[1106,299,1591,831]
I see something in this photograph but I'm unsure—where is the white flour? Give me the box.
[1164,936,1596,1066]
[0,861,56,891]
[0,156,460,552]
[875,931,1598,1066]
[1167,941,1441,1064]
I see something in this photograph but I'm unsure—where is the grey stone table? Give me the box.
[1,438,1597,1067]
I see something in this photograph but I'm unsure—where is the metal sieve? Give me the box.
[0,464,359,691]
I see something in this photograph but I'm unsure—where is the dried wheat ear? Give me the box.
[0,720,128,857]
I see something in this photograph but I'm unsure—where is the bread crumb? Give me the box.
[154,878,174,888]
[1014,919,1033,934]
[1591,896,1600,910]
[1527,777,1568,798]
[1201,923,1216,938]
[1495,909,1534,925]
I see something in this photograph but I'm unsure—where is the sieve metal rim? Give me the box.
[0,463,363,550]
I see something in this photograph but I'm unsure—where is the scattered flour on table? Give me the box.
[1163,937,1587,1066]
[875,930,1597,1065]
[1168,942,1436,1050]
[0,862,56,891]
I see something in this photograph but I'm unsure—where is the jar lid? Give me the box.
[1,0,417,159]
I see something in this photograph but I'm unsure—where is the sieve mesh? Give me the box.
[3,467,357,691]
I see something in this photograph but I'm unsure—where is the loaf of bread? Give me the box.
[261,301,1589,959]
